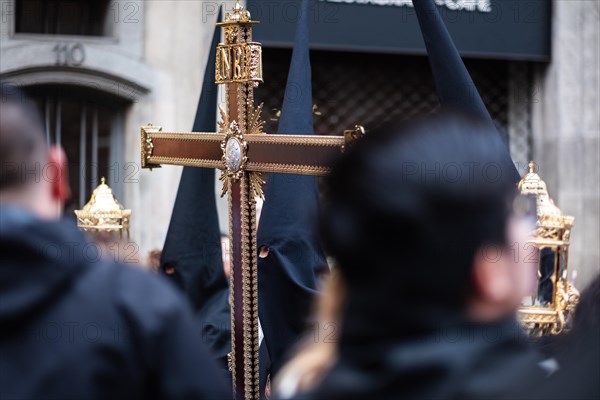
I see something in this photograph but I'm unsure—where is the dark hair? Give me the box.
[0,83,47,191]
[321,113,518,311]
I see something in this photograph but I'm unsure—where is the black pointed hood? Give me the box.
[413,0,519,181]
[160,14,230,367]
[257,0,327,375]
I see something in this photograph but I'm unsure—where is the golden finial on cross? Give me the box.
[226,0,251,22]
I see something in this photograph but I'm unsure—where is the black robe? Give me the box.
[293,318,544,400]
[0,206,229,399]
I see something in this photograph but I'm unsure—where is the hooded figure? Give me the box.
[257,0,329,377]
[159,16,231,370]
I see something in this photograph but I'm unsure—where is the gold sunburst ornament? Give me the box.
[219,104,266,200]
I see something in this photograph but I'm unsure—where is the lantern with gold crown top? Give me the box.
[517,162,579,336]
[74,178,131,238]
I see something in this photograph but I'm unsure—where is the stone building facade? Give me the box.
[530,1,599,288]
[1,0,597,287]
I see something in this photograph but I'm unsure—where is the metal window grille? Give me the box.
[508,62,534,172]
[256,49,532,161]
[15,0,111,36]
[26,87,125,212]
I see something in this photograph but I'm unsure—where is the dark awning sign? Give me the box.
[247,0,551,61]
[323,0,493,13]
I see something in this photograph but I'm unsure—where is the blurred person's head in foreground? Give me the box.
[0,84,71,217]
[321,112,537,340]
[293,113,543,400]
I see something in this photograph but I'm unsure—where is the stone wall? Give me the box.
[531,0,600,289]
[126,1,224,256]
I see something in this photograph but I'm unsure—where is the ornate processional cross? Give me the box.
[140,3,363,399]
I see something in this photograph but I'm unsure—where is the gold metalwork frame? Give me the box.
[517,162,579,336]
[140,124,162,170]
[74,177,131,239]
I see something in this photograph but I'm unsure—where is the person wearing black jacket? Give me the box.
[0,84,229,399]
[293,114,543,400]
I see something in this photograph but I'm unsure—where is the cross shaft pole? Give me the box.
[140,4,363,399]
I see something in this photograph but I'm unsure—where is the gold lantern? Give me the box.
[517,162,579,336]
[74,177,131,238]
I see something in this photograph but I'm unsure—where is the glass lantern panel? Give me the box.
[536,246,557,306]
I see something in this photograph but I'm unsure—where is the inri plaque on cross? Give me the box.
[140,3,363,399]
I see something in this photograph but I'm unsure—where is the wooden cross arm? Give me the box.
[244,134,344,175]
[141,127,224,170]
[141,124,364,176]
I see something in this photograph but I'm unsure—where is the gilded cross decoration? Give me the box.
[140,3,364,399]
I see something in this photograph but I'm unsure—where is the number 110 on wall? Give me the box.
[53,43,85,66]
